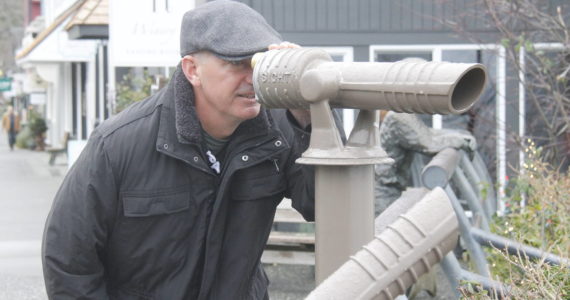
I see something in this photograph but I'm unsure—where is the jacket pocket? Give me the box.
[122,190,190,217]
[231,160,286,201]
[109,186,198,288]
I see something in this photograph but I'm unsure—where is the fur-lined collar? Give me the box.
[172,65,271,145]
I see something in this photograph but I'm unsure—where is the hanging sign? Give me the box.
[0,77,12,92]
[109,0,195,67]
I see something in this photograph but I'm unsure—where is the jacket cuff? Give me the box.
[285,110,311,150]
[285,109,311,132]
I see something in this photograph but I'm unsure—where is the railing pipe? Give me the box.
[421,148,460,189]
[444,186,491,277]
[452,168,490,231]
[458,151,481,188]
[471,227,570,267]
[473,152,497,213]
[440,253,462,298]
[441,252,512,298]
[460,269,511,298]
[459,151,493,218]
[420,148,490,230]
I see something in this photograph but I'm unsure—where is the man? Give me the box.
[43,1,315,299]
[1,105,21,151]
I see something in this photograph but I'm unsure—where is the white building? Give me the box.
[16,0,108,149]
[15,0,196,157]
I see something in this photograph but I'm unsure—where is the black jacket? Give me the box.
[42,67,315,299]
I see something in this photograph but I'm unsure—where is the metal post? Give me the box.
[497,46,507,214]
[315,165,375,283]
[302,104,389,284]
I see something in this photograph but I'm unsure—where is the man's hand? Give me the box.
[289,109,311,129]
[268,42,300,50]
[267,42,311,129]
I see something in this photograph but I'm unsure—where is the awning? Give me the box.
[65,0,109,40]
[15,0,99,64]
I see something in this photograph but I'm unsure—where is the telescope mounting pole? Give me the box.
[297,100,392,284]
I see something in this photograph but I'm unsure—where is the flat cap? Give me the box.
[180,0,282,61]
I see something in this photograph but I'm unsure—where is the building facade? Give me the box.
[13,0,570,203]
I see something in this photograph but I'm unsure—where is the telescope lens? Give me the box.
[451,67,486,112]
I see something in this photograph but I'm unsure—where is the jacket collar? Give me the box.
[171,65,272,144]
[157,65,274,163]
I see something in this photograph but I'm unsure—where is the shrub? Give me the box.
[461,140,569,299]
[28,113,47,137]
[15,125,34,149]
[115,70,153,113]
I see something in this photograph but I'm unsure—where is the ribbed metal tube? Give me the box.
[306,187,459,300]
[253,48,487,114]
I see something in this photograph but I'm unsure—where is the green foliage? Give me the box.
[501,141,569,253]
[115,70,154,113]
[461,140,570,299]
[15,125,34,149]
[459,280,490,299]
[28,109,47,137]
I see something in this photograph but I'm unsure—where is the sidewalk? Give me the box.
[0,131,67,300]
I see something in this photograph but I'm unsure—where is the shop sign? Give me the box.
[0,77,12,92]
[30,93,46,105]
[110,0,195,67]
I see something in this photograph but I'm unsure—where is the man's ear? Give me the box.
[181,55,201,86]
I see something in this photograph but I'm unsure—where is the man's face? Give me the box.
[191,52,260,124]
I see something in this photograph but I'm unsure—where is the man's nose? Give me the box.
[245,69,253,84]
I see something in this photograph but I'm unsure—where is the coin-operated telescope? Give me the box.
[252,48,486,284]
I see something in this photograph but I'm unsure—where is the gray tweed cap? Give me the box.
[180,0,282,61]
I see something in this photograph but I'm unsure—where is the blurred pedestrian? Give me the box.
[2,105,21,150]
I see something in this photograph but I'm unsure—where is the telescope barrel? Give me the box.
[253,48,487,114]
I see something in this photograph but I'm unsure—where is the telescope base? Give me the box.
[297,150,393,166]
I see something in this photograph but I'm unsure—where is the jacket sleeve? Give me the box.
[42,131,117,299]
[282,110,316,221]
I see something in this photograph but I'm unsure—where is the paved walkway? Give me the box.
[0,131,67,300]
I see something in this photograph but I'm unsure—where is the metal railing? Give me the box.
[412,148,569,298]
